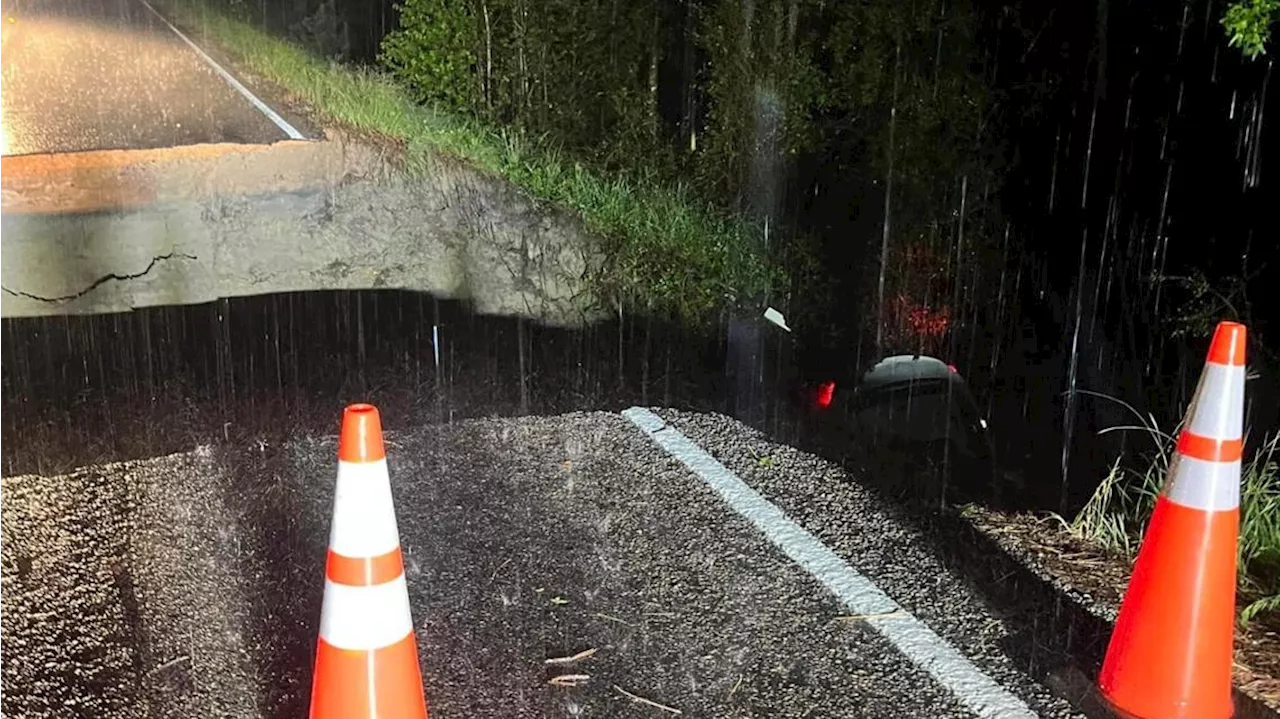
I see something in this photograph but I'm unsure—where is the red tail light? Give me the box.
[816,381,836,409]
[947,363,959,374]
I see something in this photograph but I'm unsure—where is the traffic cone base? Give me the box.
[312,634,428,719]
[1098,499,1238,719]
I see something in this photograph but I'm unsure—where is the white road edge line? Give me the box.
[621,407,1039,719]
[135,0,306,140]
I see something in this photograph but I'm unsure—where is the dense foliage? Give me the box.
[1222,0,1279,59]
[379,0,1009,349]
[208,0,1272,355]
[178,0,780,323]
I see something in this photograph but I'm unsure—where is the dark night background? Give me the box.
[3,0,1276,515]
[269,0,1278,499]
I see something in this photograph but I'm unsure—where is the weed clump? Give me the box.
[1067,390,1279,626]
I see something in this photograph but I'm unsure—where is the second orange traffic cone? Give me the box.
[310,403,429,719]
[1097,321,1247,719]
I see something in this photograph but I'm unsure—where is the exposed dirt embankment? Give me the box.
[0,132,606,326]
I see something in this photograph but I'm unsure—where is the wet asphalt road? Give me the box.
[0,411,1085,718]
[0,0,308,155]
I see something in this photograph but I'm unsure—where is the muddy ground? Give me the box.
[962,505,1280,714]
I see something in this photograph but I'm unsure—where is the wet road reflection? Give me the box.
[0,0,306,155]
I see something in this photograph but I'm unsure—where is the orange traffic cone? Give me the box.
[1097,321,1247,719]
[310,403,429,719]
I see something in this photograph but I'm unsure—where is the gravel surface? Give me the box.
[3,410,1085,717]
[1,449,264,718]
[652,407,1086,718]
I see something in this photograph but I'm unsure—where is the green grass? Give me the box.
[160,1,778,324]
[1065,390,1280,627]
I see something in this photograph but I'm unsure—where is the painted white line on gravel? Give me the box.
[622,407,1039,719]
[135,0,306,140]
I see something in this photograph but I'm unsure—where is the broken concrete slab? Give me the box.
[1,132,607,327]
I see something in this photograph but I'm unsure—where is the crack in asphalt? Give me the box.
[1,252,198,303]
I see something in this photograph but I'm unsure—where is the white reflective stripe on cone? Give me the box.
[1164,453,1242,512]
[1185,363,1246,443]
[318,574,415,651]
[329,459,403,560]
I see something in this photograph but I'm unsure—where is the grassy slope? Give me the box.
[161,1,777,324]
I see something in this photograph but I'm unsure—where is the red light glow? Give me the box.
[816,381,836,409]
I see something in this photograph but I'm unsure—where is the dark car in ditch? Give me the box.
[808,354,1024,506]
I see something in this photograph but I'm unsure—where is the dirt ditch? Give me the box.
[955,506,1280,717]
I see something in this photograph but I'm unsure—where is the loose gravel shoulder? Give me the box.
[4,409,1089,718]
[651,407,1086,718]
[0,449,264,719]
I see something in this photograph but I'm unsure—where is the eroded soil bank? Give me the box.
[1,132,605,326]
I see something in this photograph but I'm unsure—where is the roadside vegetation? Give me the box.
[164,0,1021,349]
[1066,392,1280,626]
[1222,0,1279,59]
[160,1,782,325]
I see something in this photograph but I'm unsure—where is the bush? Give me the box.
[1222,0,1279,59]
[1068,390,1280,626]
[379,0,476,110]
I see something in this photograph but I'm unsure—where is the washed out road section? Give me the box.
[0,411,1082,717]
[0,0,309,155]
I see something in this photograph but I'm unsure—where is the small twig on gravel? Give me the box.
[488,557,512,584]
[545,648,598,665]
[146,655,190,678]
[613,685,682,714]
[978,618,1005,649]
[594,612,635,627]
[1058,552,1107,566]
[727,675,743,699]
[836,610,906,622]
[549,674,590,687]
